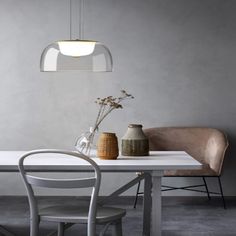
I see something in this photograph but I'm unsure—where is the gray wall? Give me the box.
[0,0,235,196]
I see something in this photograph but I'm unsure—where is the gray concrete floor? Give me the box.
[0,196,235,236]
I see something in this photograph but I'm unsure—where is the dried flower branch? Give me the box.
[93,90,134,133]
[76,90,134,154]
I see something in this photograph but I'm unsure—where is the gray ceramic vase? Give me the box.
[121,124,149,156]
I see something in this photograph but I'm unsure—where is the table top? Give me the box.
[0,151,201,172]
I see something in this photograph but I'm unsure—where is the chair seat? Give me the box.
[164,165,218,177]
[39,205,126,224]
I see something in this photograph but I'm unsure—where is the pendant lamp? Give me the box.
[40,0,113,72]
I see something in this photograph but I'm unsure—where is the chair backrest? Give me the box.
[144,127,229,175]
[18,149,101,236]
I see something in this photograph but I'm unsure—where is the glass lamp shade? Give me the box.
[40,40,113,72]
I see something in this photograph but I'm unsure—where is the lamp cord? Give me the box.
[70,0,84,40]
[70,0,72,40]
[79,0,84,39]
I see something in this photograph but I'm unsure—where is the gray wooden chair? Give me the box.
[133,127,229,208]
[18,149,126,236]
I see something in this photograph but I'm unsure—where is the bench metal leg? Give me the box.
[133,180,141,208]
[218,177,226,209]
[202,177,211,200]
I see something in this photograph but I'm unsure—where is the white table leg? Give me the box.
[143,172,152,236]
[151,170,163,236]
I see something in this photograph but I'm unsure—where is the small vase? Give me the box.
[75,127,97,156]
[97,132,119,159]
[121,124,149,156]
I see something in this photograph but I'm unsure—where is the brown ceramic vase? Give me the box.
[97,132,119,160]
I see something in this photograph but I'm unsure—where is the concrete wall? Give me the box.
[0,0,236,196]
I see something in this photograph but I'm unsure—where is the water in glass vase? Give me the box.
[75,127,97,156]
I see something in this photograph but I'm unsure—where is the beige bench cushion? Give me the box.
[144,127,228,176]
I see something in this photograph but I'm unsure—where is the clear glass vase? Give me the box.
[75,127,97,156]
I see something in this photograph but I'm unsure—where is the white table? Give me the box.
[0,151,201,236]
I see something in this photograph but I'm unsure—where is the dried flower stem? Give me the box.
[90,90,133,138]
[78,90,134,154]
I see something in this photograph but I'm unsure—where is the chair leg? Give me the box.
[57,222,64,236]
[218,177,226,209]
[30,217,39,236]
[133,180,141,208]
[99,223,111,236]
[111,219,123,236]
[202,177,211,200]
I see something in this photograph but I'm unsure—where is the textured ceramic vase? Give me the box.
[121,124,149,156]
[97,132,119,159]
